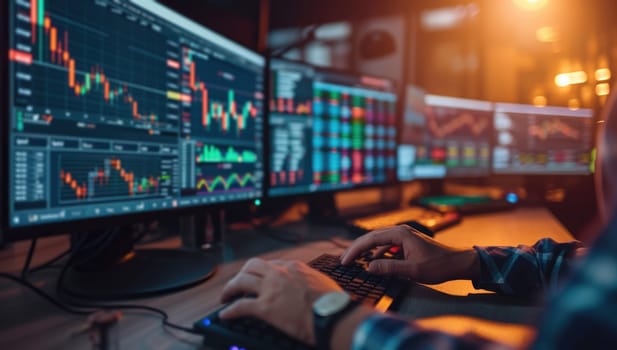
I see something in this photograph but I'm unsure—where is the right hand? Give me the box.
[340,225,479,284]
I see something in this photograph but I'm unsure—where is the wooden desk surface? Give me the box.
[0,207,573,349]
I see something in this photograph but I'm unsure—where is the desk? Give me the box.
[0,207,573,349]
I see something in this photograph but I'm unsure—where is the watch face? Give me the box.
[314,292,351,317]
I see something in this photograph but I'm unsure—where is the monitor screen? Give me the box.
[492,103,594,174]
[6,0,264,228]
[398,91,493,181]
[268,59,398,197]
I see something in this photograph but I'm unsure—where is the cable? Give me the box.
[8,228,198,335]
[29,248,71,273]
[0,272,90,315]
[21,238,38,279]
[0,272,200,335]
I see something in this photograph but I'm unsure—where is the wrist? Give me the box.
[330,305,375,350]
[452,248,480,280]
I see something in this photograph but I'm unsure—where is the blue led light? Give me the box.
[506,192,519,204]
[202,318,211,326]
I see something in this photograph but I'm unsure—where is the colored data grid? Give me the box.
[312,82,397,187]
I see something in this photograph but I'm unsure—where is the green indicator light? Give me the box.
[254,199,262,206]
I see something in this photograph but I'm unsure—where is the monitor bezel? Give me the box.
[2,0,266,241]
[265,57,401,200]
[0,0,7,246]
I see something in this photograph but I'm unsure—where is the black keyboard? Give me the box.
[193,253,409,350]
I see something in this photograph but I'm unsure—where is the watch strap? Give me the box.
[314,299,359,350]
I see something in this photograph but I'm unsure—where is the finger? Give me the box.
[340,227,392,263]
[221,273,262,303]
[367,259,409,276]
[219,298,260,319]
[239,257,270,277]
[371,245,392,259]
[341,227,406,265]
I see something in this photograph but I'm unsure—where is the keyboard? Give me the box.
[347,206,461,236]
[416,195,516,215]
[193,253,409,350]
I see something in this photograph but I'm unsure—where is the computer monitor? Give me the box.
[397,89,493,181]
[6,0,264,234]
[268,59,398,197]
[492,103,594,174]
[4,0,264,297]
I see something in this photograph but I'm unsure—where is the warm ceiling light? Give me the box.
[533,95,547,107]
[595,68,611,81]
[513,0,548,11]
[554,74,570,87]
[596,83,610,96]
[536,26,559,42]
[554,71,587,87]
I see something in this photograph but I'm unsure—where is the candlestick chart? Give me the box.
[10,0,175,135]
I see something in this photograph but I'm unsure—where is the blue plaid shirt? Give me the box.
[352,221,617,350]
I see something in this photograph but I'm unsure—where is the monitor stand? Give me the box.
[59,213,222,300]
[307,192,343,225]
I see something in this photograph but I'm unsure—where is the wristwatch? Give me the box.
[313,292,359,350]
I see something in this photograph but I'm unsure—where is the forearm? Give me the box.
[417,248,481,284]
[330,305,374,350]
[444,248,480,281]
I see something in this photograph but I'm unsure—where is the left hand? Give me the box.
[219,258,343,345]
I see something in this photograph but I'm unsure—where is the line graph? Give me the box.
[427,110,490,139]
[195,173,255,193]
[528,119,581,140]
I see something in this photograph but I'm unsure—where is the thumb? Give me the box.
[219,298,259,319]
[367,259,409,276]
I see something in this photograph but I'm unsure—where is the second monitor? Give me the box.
[398,86,493,181]
[268,59,398,197]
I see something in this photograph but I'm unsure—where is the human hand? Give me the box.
[340,225,479,284]
[219,258,343,345]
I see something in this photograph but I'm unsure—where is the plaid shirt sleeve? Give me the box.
[471,238,583,297]
[531,216,617,349]
[351,238,586,350]
[352,313,512,350]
